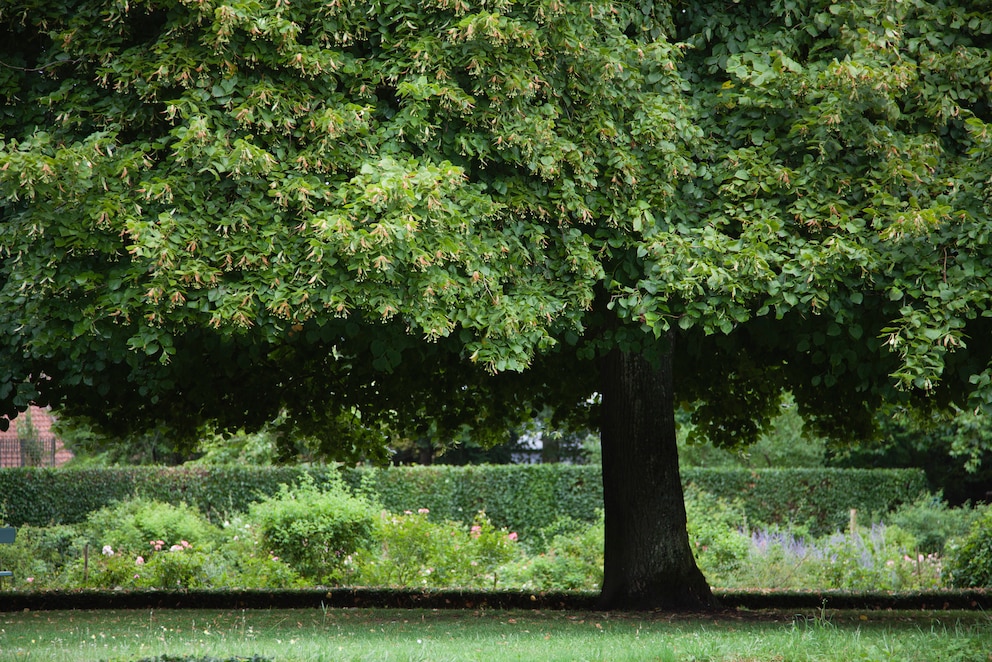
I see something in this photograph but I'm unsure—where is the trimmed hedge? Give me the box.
[0,587,988,613]
[0,465,927,536]
[684,468,930,534]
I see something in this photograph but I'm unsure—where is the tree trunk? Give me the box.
[597,339,717,610]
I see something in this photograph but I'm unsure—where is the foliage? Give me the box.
[5,0,992,607]
[0,468,137,526]
[502,514,605,591]
[946,504,992,588]
[210,516,306,590]
[350,464,603,537]
[684,486,750,579]
[79,545,202,590]
[720,524,943,591]
[83,498,221,553]
[2,0,992,471]
[0,465,927,540]
[829,406,992,505]
[0,524,87,588]
[686,467,928,535]
[886,493,978,555]
[344,509,520,589]
[0,488,981,594]
[678,396,827,469]
[810,524,938,591]
[246,476,378,581]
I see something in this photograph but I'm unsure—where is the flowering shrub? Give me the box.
[722,524,943,590]
[142,545,213,589]
[0,490,974,593]
[83,498,221,553]
[501,513,604,591]
[812,524,941,590]
[343,509,520,589]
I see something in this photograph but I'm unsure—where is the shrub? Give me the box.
[0,524,88,588]
[812,524,933,591]
[75,544,208,590]
[212,516,305,589]
[247,475,377,581]
[886,493,977,555]
[946,504,992,588]
[83,498,221,553]
[685,468,928,535]
[728,523,943,591]
[502,514,604,591]
[344,509,520,589]
[684,486,750,582]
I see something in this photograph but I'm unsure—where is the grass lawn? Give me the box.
[0,607,989,661]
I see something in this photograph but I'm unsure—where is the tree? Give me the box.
[2,0,992,609]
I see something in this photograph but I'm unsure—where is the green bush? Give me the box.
[72,541,302,590]
[886,493,978,555]
[812,524,926,591]
[502,514,604,591]
[83,498,221,553]
[345,509,520,589]
[946,505,992,588]
[247,475,378,581]
[0,524,88,588]
[684,486,750,581]
[0,467,137,526]
[212,516,306,589]
[64,512,303,590]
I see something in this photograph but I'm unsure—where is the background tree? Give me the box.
[3,0,992,609]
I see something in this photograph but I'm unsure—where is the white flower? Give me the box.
[102,545,114,556]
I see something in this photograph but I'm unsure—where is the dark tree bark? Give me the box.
[597,337,717,610]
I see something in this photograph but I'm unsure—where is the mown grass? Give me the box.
[0,608,990,661]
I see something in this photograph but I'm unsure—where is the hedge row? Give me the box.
[0,465,927,535]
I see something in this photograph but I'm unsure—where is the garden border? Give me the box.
[0,588,987,612]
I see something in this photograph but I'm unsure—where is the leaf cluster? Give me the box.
[2,0,992,450]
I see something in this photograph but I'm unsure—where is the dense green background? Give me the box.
[0,465,926,536]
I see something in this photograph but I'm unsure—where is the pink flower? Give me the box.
[470,525,482,538]
[135,556,145,565]
[26,577,33,583]
[418,508,430,514]
[508,532,518,541]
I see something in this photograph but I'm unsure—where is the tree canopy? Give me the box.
[3,0,991,439]
[3,0,992,608]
